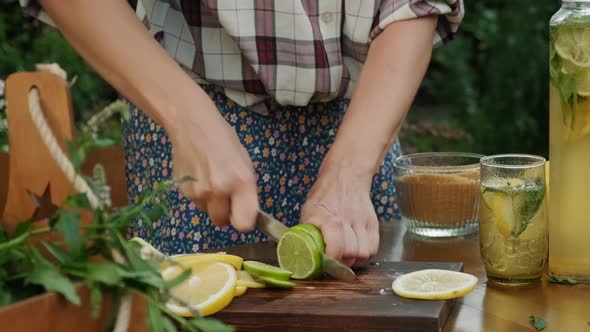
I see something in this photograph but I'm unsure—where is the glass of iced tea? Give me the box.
[479,154,548,286]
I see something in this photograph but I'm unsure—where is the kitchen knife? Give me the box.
[256,210,356,282]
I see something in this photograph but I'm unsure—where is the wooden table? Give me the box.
[222,222,590,332]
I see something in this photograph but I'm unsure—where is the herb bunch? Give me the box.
[0,99,232,332]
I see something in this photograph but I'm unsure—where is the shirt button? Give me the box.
[321,12,334,24]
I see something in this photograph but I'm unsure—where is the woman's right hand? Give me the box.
[168,100,259,232]
[37,0,260,232]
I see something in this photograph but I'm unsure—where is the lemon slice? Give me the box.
[554,27,590,68]
[234,285,248,296]
[129,237,165,261]
[392,269,478,300]
[166,253,243,270]
[236,270,266,288]
[482,190,515,238]
[162,262,237,317]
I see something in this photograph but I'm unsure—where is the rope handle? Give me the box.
[26,85,131,332]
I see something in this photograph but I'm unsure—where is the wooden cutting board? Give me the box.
[214,261,464,332]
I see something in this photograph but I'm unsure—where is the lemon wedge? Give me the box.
[162,262,237,317]
[392,269,478,300]
[482,190,515,238]
[234,285,248,296]
[166,253,243,270]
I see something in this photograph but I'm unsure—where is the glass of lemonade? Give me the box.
[478,154,548,286]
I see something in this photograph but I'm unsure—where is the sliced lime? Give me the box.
[290,224,326,253]
[242,261,292,280]
[277,229,322,280]
[236,270,266,288]
[257,276,296,289]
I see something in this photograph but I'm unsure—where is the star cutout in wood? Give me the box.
[27,183,59,222]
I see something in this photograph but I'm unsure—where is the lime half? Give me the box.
[257,276,296,289]
[243,261,292,280]
[290,224,326,253]
[277,229,322,280]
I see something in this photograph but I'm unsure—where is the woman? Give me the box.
[26,0,463,267]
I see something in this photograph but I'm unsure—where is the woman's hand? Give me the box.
[38,0,260,232]
[300,163,379,267]
[301,16,438,266]
[168,99,259,232]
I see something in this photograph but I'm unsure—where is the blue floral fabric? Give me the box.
[122,84,401,255]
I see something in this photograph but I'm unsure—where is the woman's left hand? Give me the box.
[300,165,379,268]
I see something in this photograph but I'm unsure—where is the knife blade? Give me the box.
[255,210,356,281]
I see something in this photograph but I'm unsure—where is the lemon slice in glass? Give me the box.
[554,27,590,68]
[161,262,237,317]
[482,190,515,238]
[392,269,478,300]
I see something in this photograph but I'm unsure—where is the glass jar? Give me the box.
[549,0,590,282]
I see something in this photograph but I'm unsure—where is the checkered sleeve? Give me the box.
[370,0,464,47]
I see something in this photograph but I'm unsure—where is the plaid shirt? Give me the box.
[23,0,463,112]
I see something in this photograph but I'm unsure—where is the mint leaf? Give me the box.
[84,262,124,286]
[513,185,546,237]
[15,221,31,236]
[147,302,165,332]
[547,274,577,285]
[189,318,235,332]
[89,286,102,319]
[90,138,116,149]
[66,193,92,210]
[26,250,80,305]
[66,140,86,171]
[54,211,82,253]
[42,241,71,264]
[161,317,176,332]
[529,315,546,331]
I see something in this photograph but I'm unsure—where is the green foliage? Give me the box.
[0,107,232,332]
[0,0,117,120]
[418,0,560,158]
[0,0,120,151]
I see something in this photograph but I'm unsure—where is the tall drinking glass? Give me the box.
[478,154,548,286]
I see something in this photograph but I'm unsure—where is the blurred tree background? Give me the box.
[0,0,560,158]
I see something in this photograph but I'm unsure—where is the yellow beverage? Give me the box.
[549,12,590,282]
[479,177,547,285]
[549,87,590,281]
